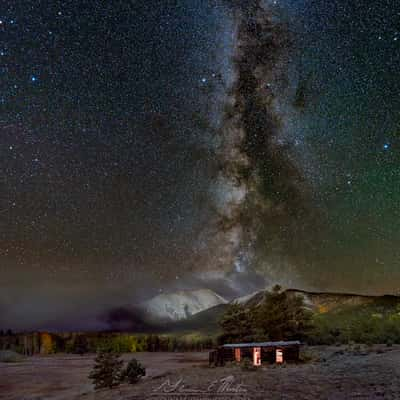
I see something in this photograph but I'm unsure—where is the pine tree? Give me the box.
[218,285,313,344]
[89,351,123,390]
[123,358,146,384]
[254,285,313,341]
[219,302,254,343]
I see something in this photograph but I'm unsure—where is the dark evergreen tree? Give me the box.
[218,302,254,344]
[218,286,313,344]
[254,285,313,341]
[88,351,123,390]
[122,358,146,384]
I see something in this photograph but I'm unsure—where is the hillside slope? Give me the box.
[168,289,400,334]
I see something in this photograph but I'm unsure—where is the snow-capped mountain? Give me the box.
[142,289,228,321]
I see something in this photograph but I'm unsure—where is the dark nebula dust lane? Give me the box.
[1,0,400,330]
[197,0,314,295]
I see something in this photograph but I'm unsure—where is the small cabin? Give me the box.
[209,341,301,367]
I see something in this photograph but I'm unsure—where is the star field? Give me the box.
[288,0,400,291]
[1,1,233,329]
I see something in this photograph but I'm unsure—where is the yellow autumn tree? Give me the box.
[40,332,55,354]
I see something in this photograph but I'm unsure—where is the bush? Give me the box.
[123,358,146,384]
[298,349,317,363]
[240,358,257,371]
[89,351,123,390]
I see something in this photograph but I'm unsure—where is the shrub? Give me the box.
[240,358,257,371]
[298,349,316,363]
[89,351,123,390]
[122,358,146,384]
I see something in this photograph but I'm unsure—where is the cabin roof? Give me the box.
[221,341,301,348]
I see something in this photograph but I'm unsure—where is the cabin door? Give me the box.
[253,347,261,366]
[234,348,241,362]
[276,348,283,363]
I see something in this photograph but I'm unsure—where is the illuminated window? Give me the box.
[253,347,261,366]
[276,348,283,364]
[234,348,241,362]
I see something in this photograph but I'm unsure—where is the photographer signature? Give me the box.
[153,375,248,394]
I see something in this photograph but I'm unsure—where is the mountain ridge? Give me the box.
[162,288,400,333]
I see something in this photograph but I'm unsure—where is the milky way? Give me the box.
[199,0,312,294]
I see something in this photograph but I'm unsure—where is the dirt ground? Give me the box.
[1,346,400,400]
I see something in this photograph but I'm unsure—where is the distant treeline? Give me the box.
[0,331,216,355]
[3,292,400,354]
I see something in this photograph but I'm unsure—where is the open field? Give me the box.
[0,352,207,400]
[2,346,400,399]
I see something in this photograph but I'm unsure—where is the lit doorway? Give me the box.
[276,348,283,363]
[234,348,241,362]
[253,347,261,366]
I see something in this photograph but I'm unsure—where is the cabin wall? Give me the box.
[261,347,275,363]
[222,348,235,362]
[239,347,253,360]
[283,346,300,361]
[211,345,301,366]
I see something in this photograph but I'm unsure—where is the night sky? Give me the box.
[1,0,400,330]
